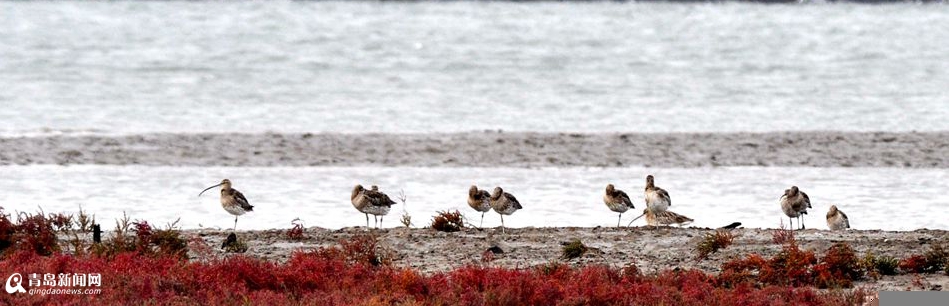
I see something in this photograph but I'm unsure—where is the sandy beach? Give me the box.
[2,131,948,168]
[185,226,949,291]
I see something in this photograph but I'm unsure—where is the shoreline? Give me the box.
[182,226,949,291]
[2,131,948,168]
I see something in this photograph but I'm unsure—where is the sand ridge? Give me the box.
[3,131,948,167]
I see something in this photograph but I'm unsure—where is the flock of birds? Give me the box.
[197,174,851,232]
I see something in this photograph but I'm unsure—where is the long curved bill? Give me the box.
[626,213,646,227]
[198,183,223,197]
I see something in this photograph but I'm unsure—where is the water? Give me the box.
[1,165,946,231]
[2,2,949,136]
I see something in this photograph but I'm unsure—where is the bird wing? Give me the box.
[505,192,523,209]
[801,192,812,208]
[365,190,395,207]
[616,189,634,207]
[657,188,671,206]
[233,190,254,211]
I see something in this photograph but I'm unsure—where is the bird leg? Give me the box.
[365,213,370,228]
[501,215,506,234]
[480,212,485,228]
[800,216,806,230]
[380,215,383,228]
[617,213,622,227]
[233,216,238,232]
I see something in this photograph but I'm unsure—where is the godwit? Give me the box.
[644,175,671,229]
[199,179,254,231]
[351,184,396,228]
[604,184,634,227]
[780,186,811,230]
[467,185,491,227]
[826,205,850,231]
[489,186,522,234]
[643,208,693,227]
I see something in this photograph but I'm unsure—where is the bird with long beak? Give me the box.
[199,179,254,231]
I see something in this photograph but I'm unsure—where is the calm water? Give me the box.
[2,2,948,135]
[1,165,946,231]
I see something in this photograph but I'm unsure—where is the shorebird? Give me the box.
[467,185,491,227]
[826,205,850,231]
[643,208,693,227]
[489,186,522,234]
[603,184,634,227]
[643,175,671,229]
[199,179,254,231]
[351,184,396,228]
[780,186,812,230]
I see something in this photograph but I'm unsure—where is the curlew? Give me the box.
[643,175,671,229]
[467,185,492,228]
[199,179,254,231]
[489,186,522,234]
[826,205,850,231]
[604,184,634,227]
[643,208,693,227]
[780,186,812,230]
[351,184,396,228]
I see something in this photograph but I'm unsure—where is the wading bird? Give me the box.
[489,186,522,234]
[352,184,396,228]
[780,186,811,230]
[199,179,254,231]
[826,205,850,231]
[468,185,492,227]
[604,184,634,227]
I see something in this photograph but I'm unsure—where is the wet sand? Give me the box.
[3,131,948,167]
[186,226,949,292]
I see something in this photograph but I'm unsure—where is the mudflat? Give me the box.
[3,131,947,167]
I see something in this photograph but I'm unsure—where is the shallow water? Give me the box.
[2,2,948,135]
[1,165,945,231]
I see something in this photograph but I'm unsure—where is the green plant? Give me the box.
[863,252,899,276]
[561,239,588,260]
[696,230,734,260]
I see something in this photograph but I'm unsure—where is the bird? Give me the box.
[780,186,811,230]
[603,184,634,227]
[643,175,671,228]
[489,186,522,234]
[351,184,396,228]
[199,179,254,231]
[643,208,693,227]
[467,185,492,228]
[826,205,850,231]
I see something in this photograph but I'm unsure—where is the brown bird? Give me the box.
[644,208,693,227]
[199,179,254,231]
[352,184,396,228]
[643,175,671,228]
[780,186,812,230]
[826,205,850,231]
[489,187,522,234]
[604,184,634,227]
[468,185,492,228]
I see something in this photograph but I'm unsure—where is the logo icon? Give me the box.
[5,273,26,294]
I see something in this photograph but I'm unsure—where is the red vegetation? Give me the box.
[286,219,305,240]
[1,249,869,305]
[814,243,862,289]
[430,210,464,232]
[721,230,866,289]
[899,255,929,274]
